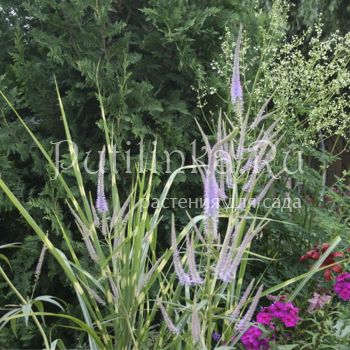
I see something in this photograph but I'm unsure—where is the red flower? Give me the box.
[300,243,344,281]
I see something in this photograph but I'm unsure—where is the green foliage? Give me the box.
[290,303,350,349]
[289,0,350,36]
[265,26,350,143]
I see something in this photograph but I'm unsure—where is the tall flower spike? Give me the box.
[110,193,132,231]
[231,279,255,322]
[219,168,226,200]
[191,300,201,343]
[171,216,192,286]
[222,127,234,189]
[69,205,99,262]
[195,121,219,237]
[91,202,100,228]
[242,172,256,193]
[34,243,47,282]
[75,220,99,262]
[249,94,274,130]
[204,150,220,241]
[158,300,180,335]
[236,119,247,162]
[186,211,206,245]
[204,172,220,217]
[231,25,243,105]
[222,230,256,282]
[241,155,255,174]
[217,113,223,144]
[205,151,233,240]
[108,276,118,300]
[86,286,106,306]
[216,250,229,281]
[216,228,235,281]
[101,215,108,236]
[229,140,236,160]
[96,146,108,214]
[217,115,227,198]
[251,170,283,208]
[237,285,264,333]
[218,149,233,198]
[196,119,234,240]
[186,233,203,285]
[137,257,162,294]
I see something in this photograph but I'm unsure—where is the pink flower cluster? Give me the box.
[256,301,300,328]
[241,326,270,350]
[241,301,299,350]
[307,292,331,313]
[334,273,350,301]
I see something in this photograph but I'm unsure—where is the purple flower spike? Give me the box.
[96,146,108,214]
[197,118,235,240]
[171,216,192,286]
[231,76,243,104]
[186,233,204,285]
[237,285,263,332]
[231,25,243,105]
[204,174,220,218]
[204,173,220,240]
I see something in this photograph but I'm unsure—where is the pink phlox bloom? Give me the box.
[307,292,332,313]
[256,301,299,329]
[241,326,270,350]
[256,309,273,325]
[334,273,350,301]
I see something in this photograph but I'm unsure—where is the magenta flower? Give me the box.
[241,326,270,350]
[256,301,299,328]
[334,272,350,301]
[307,292,331,313]
[256,311,273,325]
